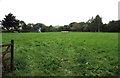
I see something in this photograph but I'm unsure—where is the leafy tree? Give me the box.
[58,26,64,31]
[57,25,70,31]
[63,25,70,31]
[27,23,34,28]
[90,15,103,32]
[30,23,42,32]
[2,13,19,31]
[107,20,119,32]
[40,24,47,32]
[19,21,31,32]
[47,25,53,32]
[78,22,85,32]
[50,26,58,32]
[87,17,94,32]
[19,21,26,30]
[69,22,80,31]
[31,23,47,32]
[87,17,94,23]
[101,24,108,32]
[27,23,33,31]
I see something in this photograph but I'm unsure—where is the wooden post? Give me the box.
[11,40,14,71]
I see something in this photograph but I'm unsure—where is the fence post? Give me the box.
[11,40,14,71]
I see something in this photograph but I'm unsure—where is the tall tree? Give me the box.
[48,25,58,32]
[86,17,94,32]
[2,13,19,30]
[90,15,103,32]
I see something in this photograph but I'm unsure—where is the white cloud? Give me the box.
[0,0,119,26]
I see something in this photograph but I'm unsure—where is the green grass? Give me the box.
[2,32,118,76]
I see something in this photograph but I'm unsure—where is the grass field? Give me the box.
[2,32,118,76]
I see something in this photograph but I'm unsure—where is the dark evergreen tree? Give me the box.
[2,13,19,31]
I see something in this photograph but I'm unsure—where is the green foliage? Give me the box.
[48,25,57,32]
[19,21,32,32]
[69,22,81,31]
[1,14,119,32]
[90,15,103,32]
[2,13,19,31]
[2,32,118,76]
[58,25,70,31]
[107,20,120,32]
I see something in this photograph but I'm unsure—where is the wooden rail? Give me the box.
[0,40,14,72]
[0,43,13,47]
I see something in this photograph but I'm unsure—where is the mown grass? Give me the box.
[2,32,118,76]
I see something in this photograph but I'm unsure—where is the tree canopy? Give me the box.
[1,14,119,32]
[2,13,19,31]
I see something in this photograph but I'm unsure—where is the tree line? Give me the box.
[1,13,120,32]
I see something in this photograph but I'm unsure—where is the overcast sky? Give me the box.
[0,0,119,26]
